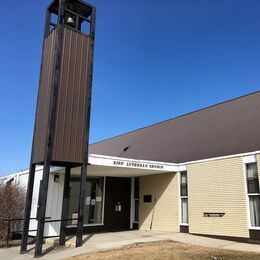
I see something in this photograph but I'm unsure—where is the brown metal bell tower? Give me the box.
[20,0,96,257]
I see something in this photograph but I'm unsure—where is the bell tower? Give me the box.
[20,0,96,256]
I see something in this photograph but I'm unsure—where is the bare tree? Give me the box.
[0,181,26,240]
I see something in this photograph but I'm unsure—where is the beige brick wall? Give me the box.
[187,157,249,238]
[139,173,179,232]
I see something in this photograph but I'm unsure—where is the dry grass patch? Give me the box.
[67,241,260,260]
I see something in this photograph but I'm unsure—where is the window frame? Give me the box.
[244,160,260,230]
[248,195,260,228]
[66,176,106,228]
[133,177,139,224]
[246,163,260,194]
[179,171,189,225]
[180,171,188,197]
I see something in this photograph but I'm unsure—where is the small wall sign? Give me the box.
[113,160,164,170]
[144,195,152,203]
[203,212,225,217]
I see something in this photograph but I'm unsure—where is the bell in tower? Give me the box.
[20,0,96,257]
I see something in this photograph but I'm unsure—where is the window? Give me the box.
[246,162,260,227]
[181,198,188,224]
[180,172,188,196]
[249,196,260,227]
[246,163,259,194]
[134,177,139,223]
[67,177,104,226]
[180,171,188,224]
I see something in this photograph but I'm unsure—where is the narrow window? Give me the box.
[134,177,139,224]
[246,163,260,227]
[181,198,188,224]
[180,171,188,224]
[246,163,259,194]
[249,196,260,226]
[180,172,188,196]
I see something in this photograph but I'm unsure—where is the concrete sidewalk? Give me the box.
[0,230,260,259]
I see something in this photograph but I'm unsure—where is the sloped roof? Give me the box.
[89,91,260,163]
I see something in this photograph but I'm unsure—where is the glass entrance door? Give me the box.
[67,177,104,226]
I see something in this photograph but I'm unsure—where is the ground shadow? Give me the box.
[40,244,58,257]
[82,233,94,244]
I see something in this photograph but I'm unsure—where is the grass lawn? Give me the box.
[67,241,260,260]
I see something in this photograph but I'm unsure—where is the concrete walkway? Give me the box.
[0,230,260,259]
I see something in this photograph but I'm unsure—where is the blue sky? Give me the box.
[1,0,260,175]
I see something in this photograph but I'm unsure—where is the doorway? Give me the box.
[104,177,131,230]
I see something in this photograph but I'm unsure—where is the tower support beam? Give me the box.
[34,0,66,257]
[20,163,36,253]
[59,166,71,246]
[76,165,87,247]
[34,165,51,257]
[76,6,96,247]
[20,0,96,256]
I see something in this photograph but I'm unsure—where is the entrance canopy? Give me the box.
[64,154,186,177]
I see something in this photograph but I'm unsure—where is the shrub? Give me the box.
[0,181,26,240]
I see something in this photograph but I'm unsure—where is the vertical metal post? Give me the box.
[34,165,51,257]
[20,6,50,255]
[76,7,96,247]
[59,167,71,246]
[20,163,36,253]
[76,165,86,247]
[34,0,65,257]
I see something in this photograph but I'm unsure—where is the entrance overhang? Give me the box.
[66,154,186,177]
